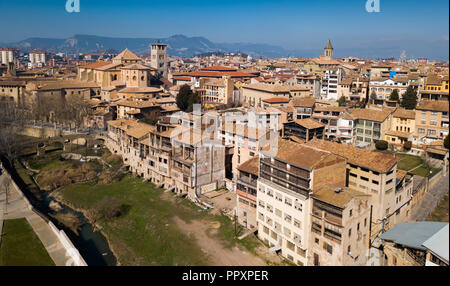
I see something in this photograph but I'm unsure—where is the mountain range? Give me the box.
[2,34,448,60]
[3,34,291,58]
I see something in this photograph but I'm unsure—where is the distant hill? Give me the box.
[5,34,290,58]
[4,34,447,60]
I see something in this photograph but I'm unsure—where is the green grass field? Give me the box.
[59,175,260,265]
[409,165,440,177]
[396,154,423,171]
[395,154,439,177]
[0,218,55,266]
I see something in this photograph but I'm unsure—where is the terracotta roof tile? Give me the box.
[304,139,397,173]
[292,118,325,129]
[313,186,369,208]
[416,100,449,112]
[237,156,259,176]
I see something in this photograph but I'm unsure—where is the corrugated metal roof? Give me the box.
[379,222,448,251]
[422,224,449,263]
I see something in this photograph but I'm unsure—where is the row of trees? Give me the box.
[388,86,418,110]
[370,86,418,109]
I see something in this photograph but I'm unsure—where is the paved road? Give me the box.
[0,172,68,265]
[410,174,449,221]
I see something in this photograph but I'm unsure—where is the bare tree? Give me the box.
[0,125,19,168]
[1,175,12,215]
[85,209,99,231]
[62,95,93,130]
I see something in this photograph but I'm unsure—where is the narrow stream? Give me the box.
[1,155,117,266]
[40,192,117,266]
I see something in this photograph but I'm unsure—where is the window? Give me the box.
[274,222,281,231]
[315,238,319,244]
[285,197,292,206]
[357,223,360,231]
[286,240,295,251]
[325,243,333,255]
[284,227,291,237]
[349,209,353,217]
[285,214,292,223]
[294,219,301,229]
[258,200,265,208]
[275,208,282,217]
[275,192,282,202]
[294,201,303,212]
[348,228,352,237]
[364,218,367,227]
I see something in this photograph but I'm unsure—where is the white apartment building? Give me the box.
[256,139,347,266]
[29,50,48,65]
[321,69,342,101]
[0,48,18,65]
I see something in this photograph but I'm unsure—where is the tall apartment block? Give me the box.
[256,139,347,265]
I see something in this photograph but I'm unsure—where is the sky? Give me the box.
[0,0,448,59]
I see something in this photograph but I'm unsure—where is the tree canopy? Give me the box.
[400,86,418,110]
[176,84,201,112]
[375,140,388,151]
[389,89,400,102]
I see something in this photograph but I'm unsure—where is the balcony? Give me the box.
[238,175,257,187]
[324,228,342,243]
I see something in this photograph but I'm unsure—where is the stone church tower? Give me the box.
[324,40,334,59]
[150,41,168,79]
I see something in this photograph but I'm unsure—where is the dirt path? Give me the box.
[172,216,267,266]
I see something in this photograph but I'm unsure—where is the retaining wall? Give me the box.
[3,169,87,266]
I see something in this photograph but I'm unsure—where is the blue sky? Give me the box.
[0,0,448,59]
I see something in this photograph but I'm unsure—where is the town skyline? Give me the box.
[0,0,448,270]
[0,0,448,60]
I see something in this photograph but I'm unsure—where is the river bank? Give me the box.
[1,154,117,266]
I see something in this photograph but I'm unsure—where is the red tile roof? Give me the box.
[262,98,290,104]
[80,61,112,69]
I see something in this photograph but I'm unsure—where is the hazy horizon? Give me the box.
[0,0,448,60]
